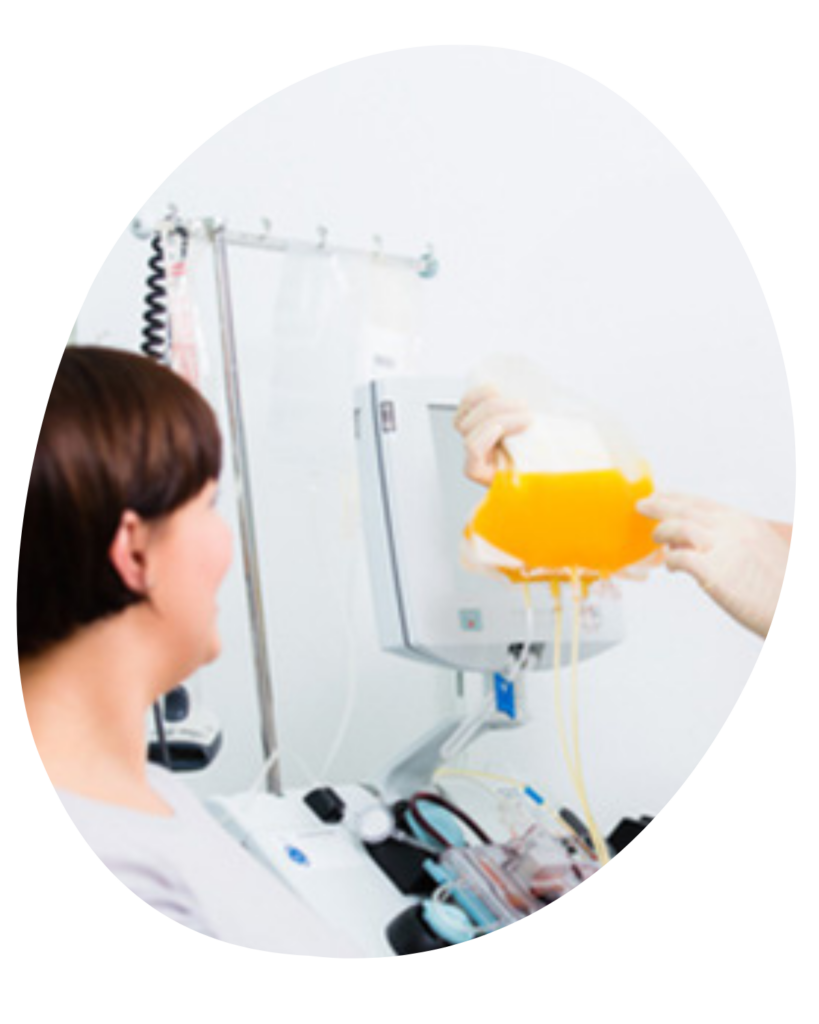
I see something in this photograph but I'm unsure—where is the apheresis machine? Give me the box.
[208,376,649,957]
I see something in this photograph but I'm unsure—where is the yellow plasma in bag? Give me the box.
[466,468,657,581]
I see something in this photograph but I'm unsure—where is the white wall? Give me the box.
[76,47,794,827]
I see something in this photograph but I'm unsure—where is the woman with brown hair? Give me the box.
[18,345,356,956]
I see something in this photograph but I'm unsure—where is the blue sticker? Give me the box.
[494,673,517,719]
[285,845,310,866]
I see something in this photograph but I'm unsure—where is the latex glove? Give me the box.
[636,493,791,638]
[453,385,532,486]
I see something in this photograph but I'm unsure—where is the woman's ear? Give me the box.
[108,510,152,594]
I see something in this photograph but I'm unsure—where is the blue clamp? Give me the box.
[406,801,466,848]
[421,901,475,944]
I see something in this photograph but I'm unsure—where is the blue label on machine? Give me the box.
[285,845,310,866]
[494,673,517,719]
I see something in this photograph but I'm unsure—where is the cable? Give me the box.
[151,701,171,768]
[407,791,492,848]
[432,766,595,858]
[247,747,281,794]
[508,581,535,681]
[550,576,609,865]
[141,234,169,362]
[317,522,361,780]
[569,571,608,862]
[142,231,169,771]
[551,582,575,791]
[569,573,606,868]
[141,224,191,365]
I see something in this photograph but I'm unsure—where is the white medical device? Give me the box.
[354,376,624,671]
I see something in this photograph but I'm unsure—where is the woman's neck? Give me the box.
[21,613,175,807]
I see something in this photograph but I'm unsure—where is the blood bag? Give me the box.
[462,358,659,582]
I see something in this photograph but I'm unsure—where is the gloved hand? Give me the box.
[637,493,791,638]
[453,385,532,486]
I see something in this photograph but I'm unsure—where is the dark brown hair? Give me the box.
[17,346,222,657]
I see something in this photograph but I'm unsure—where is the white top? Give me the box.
[58,765,359,958]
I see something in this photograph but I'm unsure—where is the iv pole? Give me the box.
[133,213,438,794]
[210,223,282,793]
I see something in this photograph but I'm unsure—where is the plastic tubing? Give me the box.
[549,576,609,865]
[432,766,595,857]
[510,582,535,681]
[407,791,493,847]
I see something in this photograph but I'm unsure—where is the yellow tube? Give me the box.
[548,574,609,866]
[552,588,576,793]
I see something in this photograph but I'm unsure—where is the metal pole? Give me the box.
[210,224,282,793]
[131,216,439,279]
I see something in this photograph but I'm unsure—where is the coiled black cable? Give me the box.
[141,233,169,362]
[142,230,171,767]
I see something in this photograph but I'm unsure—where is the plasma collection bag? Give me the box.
[463,357,659,584]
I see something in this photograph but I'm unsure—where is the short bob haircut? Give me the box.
[18,346,222,658]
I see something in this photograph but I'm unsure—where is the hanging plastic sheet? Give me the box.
[163,222,216,403]
[352,257,422,383]
[260,250,427,782]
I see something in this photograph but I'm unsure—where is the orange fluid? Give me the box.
[466,468,657,581]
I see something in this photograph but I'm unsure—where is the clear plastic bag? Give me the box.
[463,356,659,582]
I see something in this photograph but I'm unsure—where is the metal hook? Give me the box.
[130,217,152,240]
[317,224,329,250]
[419,243,439,279]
